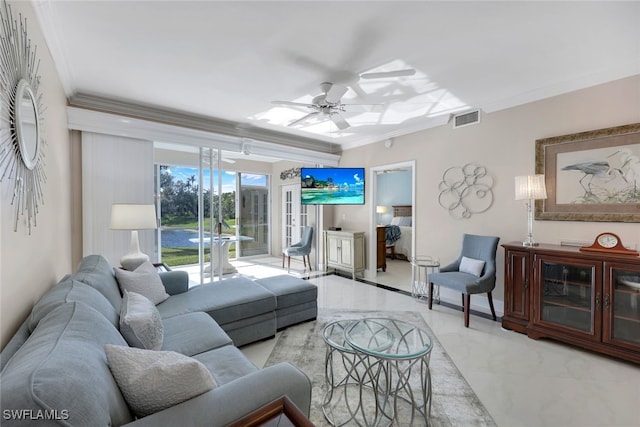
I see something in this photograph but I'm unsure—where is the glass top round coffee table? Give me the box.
[345,318,433,426]
[321,320,372,426]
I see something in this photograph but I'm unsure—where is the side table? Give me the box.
[411,256,440,301]
[321,320,377,426]
[346,318,433,426]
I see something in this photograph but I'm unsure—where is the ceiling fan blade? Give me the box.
[342,103,384,113]
[330,113,350,130]
[324,84,348,104]
[272,100,315,108]
[360,68,416,79]
[289,112,319,127]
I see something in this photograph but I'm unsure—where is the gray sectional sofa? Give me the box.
[1,254,318,426]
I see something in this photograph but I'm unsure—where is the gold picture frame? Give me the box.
[535,123,640,222]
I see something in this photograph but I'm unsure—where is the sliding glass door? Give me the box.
[156,145,270,282]
[238,173,270,257]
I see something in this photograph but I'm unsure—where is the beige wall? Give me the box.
[336,75,640,308]
[1,1,72,349]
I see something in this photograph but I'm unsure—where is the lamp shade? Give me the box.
[514,175,547,200]
[376,205,388,214]
[110,204,157,230]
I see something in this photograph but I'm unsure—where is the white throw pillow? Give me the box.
[105,344,216,418]
[120,291,164,350]
[459,256,485,277]
[397,216,412,226]
[114,262,169,305]
[390,217,401,226]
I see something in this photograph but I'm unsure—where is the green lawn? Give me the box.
[160,216,236,266]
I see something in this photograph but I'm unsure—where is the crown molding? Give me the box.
[69,93,341,155]
[67,106,341,166]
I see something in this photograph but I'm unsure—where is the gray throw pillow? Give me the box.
[120,291,164,350]
[114,261,169,305]
[105,344,216,418]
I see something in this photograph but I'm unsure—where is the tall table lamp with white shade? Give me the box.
[110,203,158,270]
[376,205,388,225]
[514,175,547,247]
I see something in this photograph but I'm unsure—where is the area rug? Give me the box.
[265,308,496,426]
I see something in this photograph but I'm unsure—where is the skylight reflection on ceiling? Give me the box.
[250,59,469,137]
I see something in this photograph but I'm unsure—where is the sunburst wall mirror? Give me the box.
[0,0,46,234]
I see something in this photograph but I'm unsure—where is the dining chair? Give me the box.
[428,234,500,327]
[282,226,314,272]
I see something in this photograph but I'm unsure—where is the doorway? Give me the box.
[369,161,415,291]
[281,183,308,250]
[155,145,271,283]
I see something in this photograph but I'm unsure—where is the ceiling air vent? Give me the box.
[453,109,480,129]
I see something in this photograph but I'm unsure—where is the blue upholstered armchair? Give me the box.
[282,226,314,272]
[428,234,500,327]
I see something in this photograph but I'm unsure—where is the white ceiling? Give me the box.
[34,1,640,150]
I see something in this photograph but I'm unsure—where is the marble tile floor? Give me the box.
[229,261,639,427]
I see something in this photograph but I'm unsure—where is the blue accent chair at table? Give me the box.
[428,234,500,327]
[282,226,314,272]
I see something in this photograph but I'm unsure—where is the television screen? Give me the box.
[301,167,365,205]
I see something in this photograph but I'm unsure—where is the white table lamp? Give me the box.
[376,205,388,225]
[515,175,547,246]
[111,203,158,270]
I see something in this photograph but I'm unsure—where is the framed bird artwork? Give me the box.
[534,123,640,222]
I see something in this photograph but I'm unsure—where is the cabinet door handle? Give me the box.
[524,279,529,289]
[595,292,600,309]
[604,293,610,312]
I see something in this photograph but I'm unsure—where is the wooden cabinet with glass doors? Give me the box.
[502,243,640,364]
[603,262,640,353]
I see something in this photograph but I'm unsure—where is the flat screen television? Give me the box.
[301,167,365,205]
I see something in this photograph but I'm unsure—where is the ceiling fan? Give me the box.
[272,68,416,130]
[272,82,353,130]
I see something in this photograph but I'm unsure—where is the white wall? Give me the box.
[1,1,72,349]
[82,133,155,266]
[335,75,640,314]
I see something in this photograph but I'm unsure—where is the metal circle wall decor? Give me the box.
[0,1,46,234]
[438,163,494,219]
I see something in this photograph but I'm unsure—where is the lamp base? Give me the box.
[120,230,150,270]
[120,252,150,271]
[522,241,540,247]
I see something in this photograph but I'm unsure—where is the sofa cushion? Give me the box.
[255,275,317,309]
[28,277,119,332]
[73,254,123,312]
[192,345,258,386]
[0,302,132,426]
[115,261,170,305]
[162,312,232,356]
[120,291,164,350]
[156,276,276,325]
[105,344,216,418]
